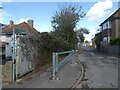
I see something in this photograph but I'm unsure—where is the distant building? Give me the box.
[99,8,120,43]
[0,19,39,60]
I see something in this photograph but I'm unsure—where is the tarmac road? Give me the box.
[76,48,119,88]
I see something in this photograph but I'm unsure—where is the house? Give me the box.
[1,20,38,34]
[99,8,120,43]
[0,20,39,60]
[1,19,39,81]
[98,8,120,55]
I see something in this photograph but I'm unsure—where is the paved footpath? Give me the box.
[2,52,81,88]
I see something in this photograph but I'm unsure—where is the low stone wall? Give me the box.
[2,34,42,82]
[2,33,52,82]
[18,33,52,73]
[100,44,120,55]
[2,61,12,83]
[108,45,120,55]
[19,34,42,68]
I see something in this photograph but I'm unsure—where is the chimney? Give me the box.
[27,19,33,28]
[10,20,14,26]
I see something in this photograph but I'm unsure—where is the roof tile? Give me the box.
[1,22,39,34]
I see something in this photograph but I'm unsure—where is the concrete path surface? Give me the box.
[2,52,81,88]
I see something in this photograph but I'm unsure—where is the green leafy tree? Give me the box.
[51,3,85,50]
[77,28,89,43]
[94,32,102,50]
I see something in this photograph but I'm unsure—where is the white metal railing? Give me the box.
[52,50,75,80]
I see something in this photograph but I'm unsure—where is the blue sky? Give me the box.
[1,0,119,41]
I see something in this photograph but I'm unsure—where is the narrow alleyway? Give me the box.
[77,48,119,88]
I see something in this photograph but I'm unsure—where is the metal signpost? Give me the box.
[52,53,56,80]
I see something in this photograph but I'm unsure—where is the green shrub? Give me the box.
[110,37,120,45]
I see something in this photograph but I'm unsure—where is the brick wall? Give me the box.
[100,44,120,55]
[111,9,120,38]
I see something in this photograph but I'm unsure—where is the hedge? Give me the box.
[110,38,120,45]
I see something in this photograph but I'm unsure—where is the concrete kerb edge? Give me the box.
[71,49,85,88]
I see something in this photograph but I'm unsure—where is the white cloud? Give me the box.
[3,10,11,16]
[86,0,112,21]
[15,18,30,24]
[0,11,10,18]
[84,27,99,41]
[0,10,12,22]
[85,32,95,41]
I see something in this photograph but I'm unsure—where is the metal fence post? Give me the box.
[12,27,15,81]
[52,52,56,80]
[55,53,58,73]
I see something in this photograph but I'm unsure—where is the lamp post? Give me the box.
[13,27,15,81]
[10,20,15,81]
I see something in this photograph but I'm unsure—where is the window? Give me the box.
[6,34,11,37]
[106,23,108,28]
[108,21,111,28]
[11,47,13,53]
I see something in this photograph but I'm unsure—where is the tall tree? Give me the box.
[77,28,89,43]
[51,3,85,50]
[95,32,102,50]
